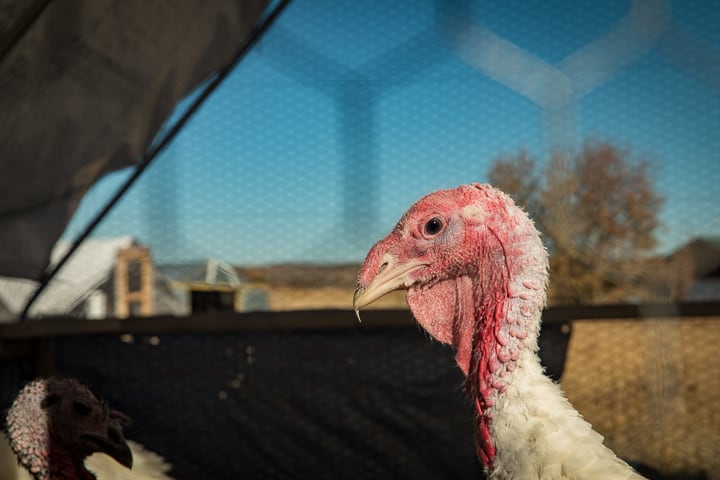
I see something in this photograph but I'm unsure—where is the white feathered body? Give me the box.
[0,436,173,480]
[489,349,644,480]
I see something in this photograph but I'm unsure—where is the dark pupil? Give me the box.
[73,401,91,416]
[424,218,443,235]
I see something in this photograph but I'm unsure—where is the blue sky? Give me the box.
[64,0,720,266]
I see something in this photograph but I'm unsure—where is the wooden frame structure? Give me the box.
[0,302,718,375]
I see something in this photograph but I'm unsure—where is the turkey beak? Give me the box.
[85,424,133,469]
[354,256,424,320]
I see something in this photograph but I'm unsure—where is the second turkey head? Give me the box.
[6,377,133,480]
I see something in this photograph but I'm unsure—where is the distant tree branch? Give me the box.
[487,140,667,305]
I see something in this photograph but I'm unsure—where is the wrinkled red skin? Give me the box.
[6,378,132,480]
[357,184,544,470]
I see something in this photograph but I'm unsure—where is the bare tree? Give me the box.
[488,149,539,212]
[487,141,666,304]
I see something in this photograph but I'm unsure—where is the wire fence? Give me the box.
[1,0,717,321]
[1,306,718,479]
[1,2,719,477]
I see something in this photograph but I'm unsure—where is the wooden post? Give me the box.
[115,246,154,318]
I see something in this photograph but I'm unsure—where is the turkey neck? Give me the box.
[460,250,546,469]
[24,441,97,480]
[47,447,97,480]
[463,292,518,467]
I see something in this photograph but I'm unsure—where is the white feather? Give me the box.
[488,350,645,479]
[0,435,173,480]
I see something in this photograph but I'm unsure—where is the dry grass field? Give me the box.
[561,317,720,477]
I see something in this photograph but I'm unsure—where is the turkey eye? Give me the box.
[423,217,444,236]
[73,401,91,416]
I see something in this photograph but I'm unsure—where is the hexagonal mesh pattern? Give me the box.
[50,327,484,479]
[1,317,719,478]
[1,1,718,478]
[25,0,715,320]
[561,317,720,477]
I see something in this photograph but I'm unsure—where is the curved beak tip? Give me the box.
[87,431,133,469]
[107,441,133,469]
[353,289,363,323]
[118,445,133,469]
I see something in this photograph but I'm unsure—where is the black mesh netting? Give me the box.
[53,327,480,479]
[0,321,572,479]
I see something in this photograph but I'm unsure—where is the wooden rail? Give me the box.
[1,302,719,341]
[0,302,718,376]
